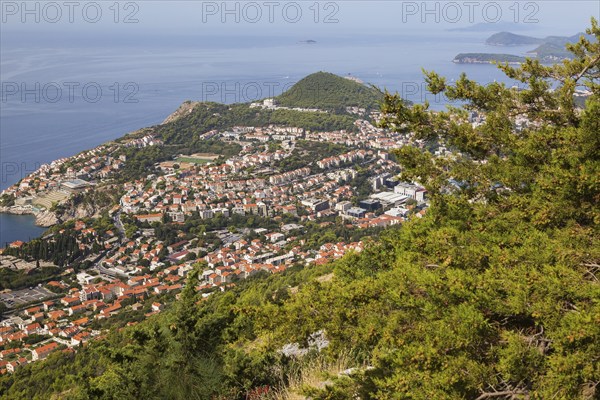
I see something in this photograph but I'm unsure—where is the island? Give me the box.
[453,52,526,64]
[485,31,544,46]
[454,31,592,64]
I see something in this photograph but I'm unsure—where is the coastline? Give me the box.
[0,206,58,227]
[452,59,524,65]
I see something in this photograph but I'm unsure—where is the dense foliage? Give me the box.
[0,266,61,291]
[154,101,358,146]
[274,140,351,172]
[453,53,527,64]
[2,20,599,400]
[4,230,85,268]
[275,71,386,112]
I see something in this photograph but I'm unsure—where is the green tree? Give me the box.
[364,18,600,399]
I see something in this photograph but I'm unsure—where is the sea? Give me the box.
[0,30,538,245]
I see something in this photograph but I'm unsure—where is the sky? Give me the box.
[1,0,599,40]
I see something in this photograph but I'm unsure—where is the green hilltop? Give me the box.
[62,72,397,183]
[275,71,385,112]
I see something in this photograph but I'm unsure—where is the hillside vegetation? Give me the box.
[111,73,380,182]
[1,19,599,400]
[112,101,359,182]
[453,53,526,64]
[275,72,385,112]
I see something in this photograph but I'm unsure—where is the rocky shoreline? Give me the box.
[0,206,58,227]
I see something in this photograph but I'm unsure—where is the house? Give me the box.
[60,296,81,307]
[0,348,21,360]
[99,287,114,301]
[100,302,122,318]
[80,286,101,301]
[42,300,55,311]
[32,312,45,322]
[167,240,188,253]
[135,213,163,223]
[47,310,67,321]
[265,232,285,243]
[72,317,89,327]
[31,342,60,361]
[24,322,41,335]
[24,306,41,316]
[68,304,86,316]
[6,358,28,373]
[59,326,80,338]
[71,331,91,346]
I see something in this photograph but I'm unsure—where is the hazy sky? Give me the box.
[2,1,598,39]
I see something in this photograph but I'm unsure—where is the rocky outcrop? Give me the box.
[0,205,58,227]
[161,101,200,125]
[1,201,99,228]
[0,205,33,215]
[35,210,59,227]
[52,203,102,226]
[1,205,58,227]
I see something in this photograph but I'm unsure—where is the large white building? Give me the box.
[394,183,427,202]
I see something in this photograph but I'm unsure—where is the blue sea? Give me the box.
[0,30,536,245]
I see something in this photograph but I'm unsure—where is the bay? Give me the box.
[0,213,46,247]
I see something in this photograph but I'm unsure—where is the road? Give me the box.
[87,249,128,279]
[113,211,127,239]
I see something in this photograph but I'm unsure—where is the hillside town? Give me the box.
[0,105,438,374]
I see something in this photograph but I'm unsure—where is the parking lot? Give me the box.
[0,287,55,308]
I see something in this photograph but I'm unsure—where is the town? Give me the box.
[0,100,442,374]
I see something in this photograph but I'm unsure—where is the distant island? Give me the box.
[453,53,525,64]
[485,31,588,47]
[454,31,591,64]
[446,21,532,32]
[298,40,317,44]
[485,32,544,46]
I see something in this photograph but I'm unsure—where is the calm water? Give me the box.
[0,214,46,247]
[0,31,534,245]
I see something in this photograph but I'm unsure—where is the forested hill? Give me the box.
[275,71,386,112]
[111,99,359,181]
[111,73,380,182]
[485,31,544,45]
[486,31,590,46]
[125,72,386,154]
[481,31,595,61]
[1,20,599,400]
